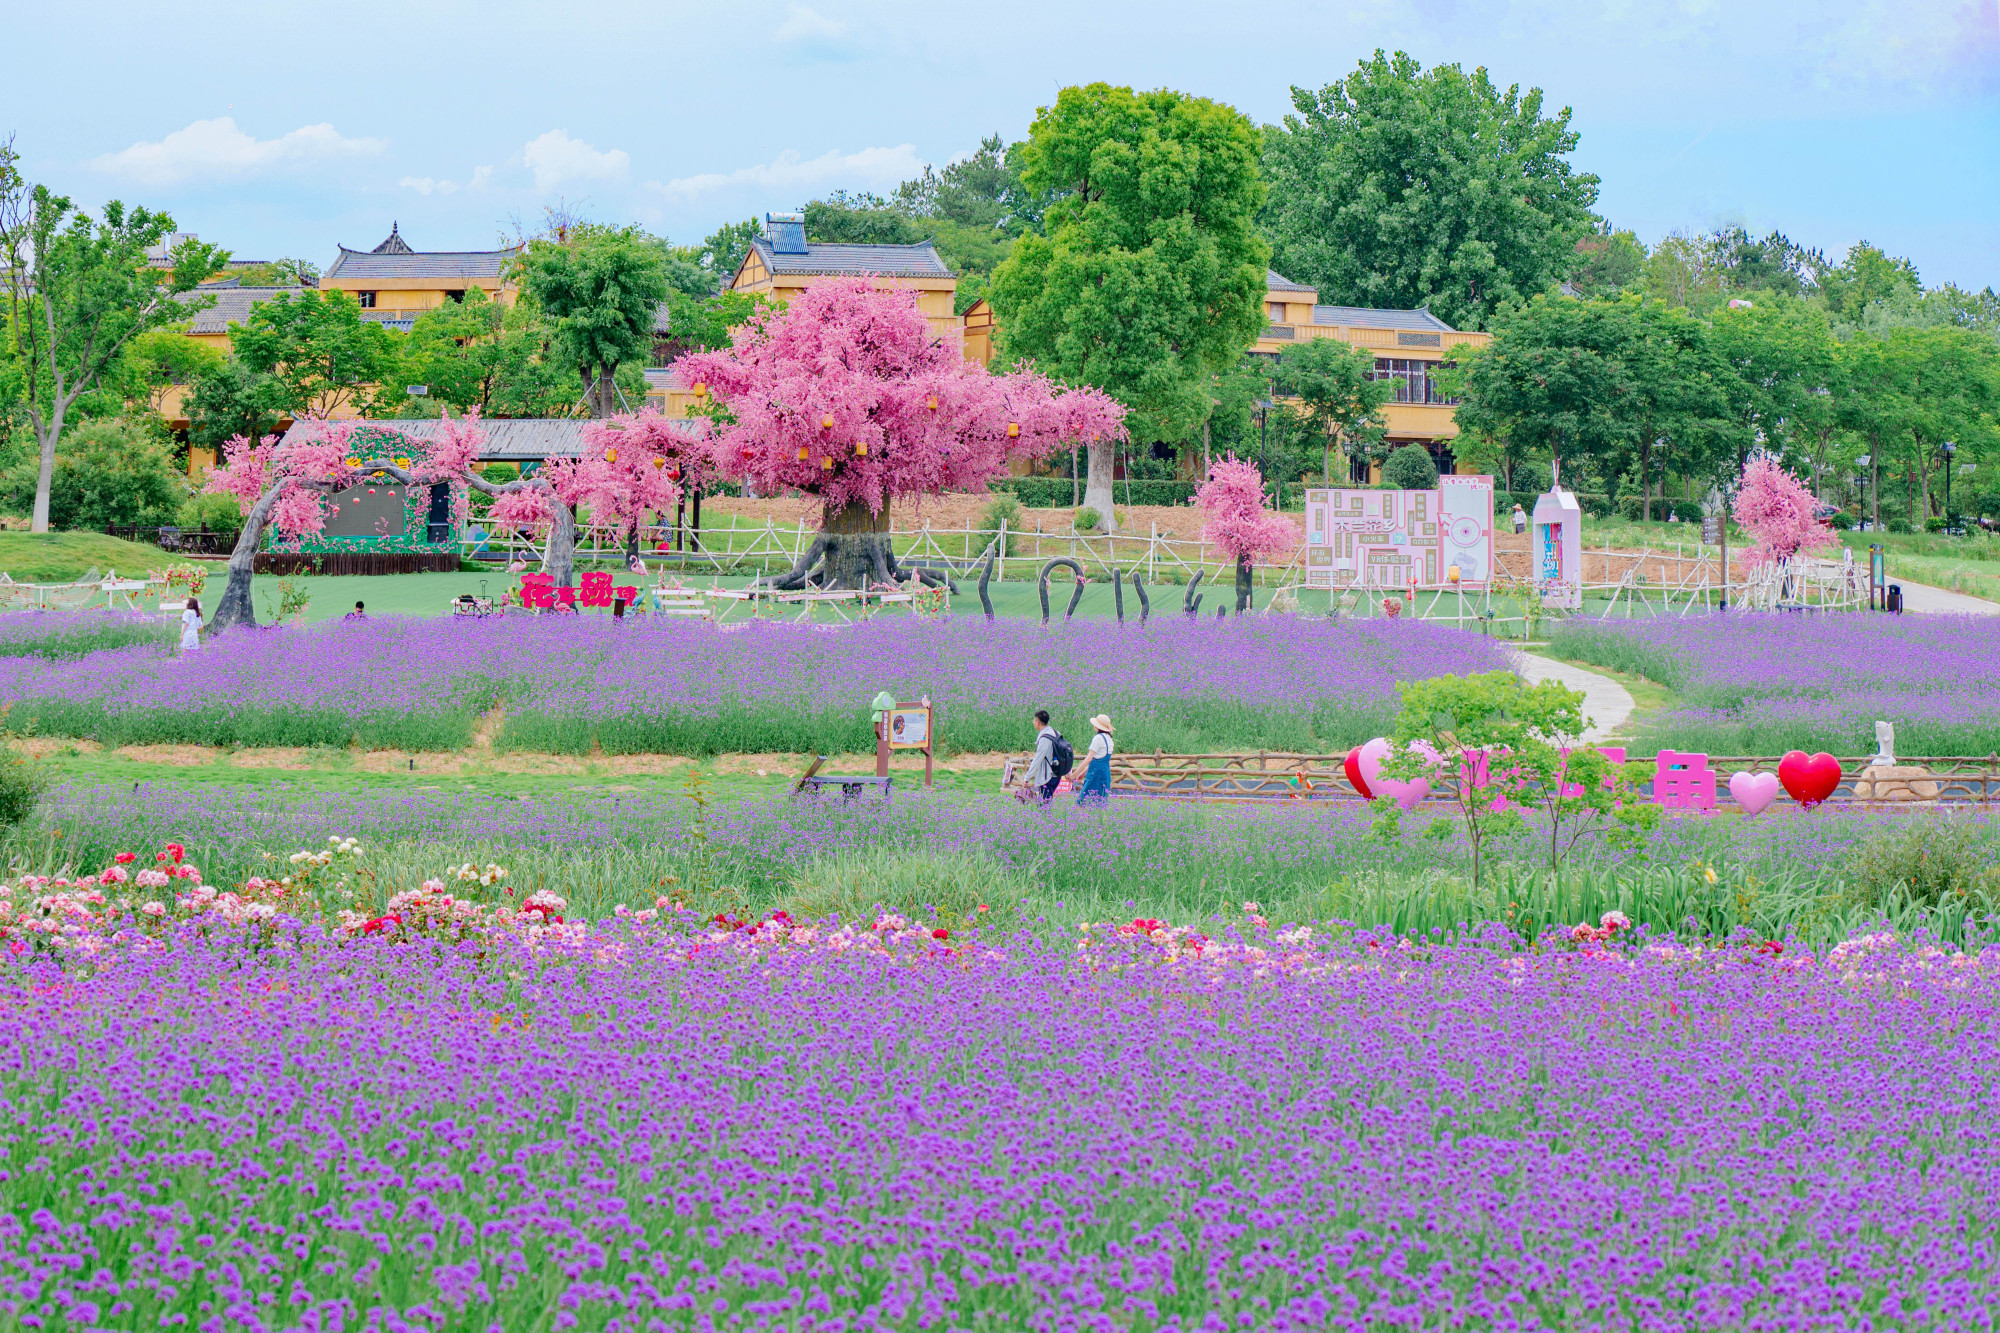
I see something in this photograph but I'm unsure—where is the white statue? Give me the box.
[1872,720,1895,767]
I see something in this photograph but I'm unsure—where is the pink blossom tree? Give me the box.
[1731,453,1834,571]
[1195,455,1300,612]
[677,278,1126,589]
[202,411,684,631]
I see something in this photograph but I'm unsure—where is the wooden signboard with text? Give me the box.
[876,700,935,788]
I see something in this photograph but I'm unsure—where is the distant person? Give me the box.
[179,597,202,654]
[1669,511,1681,524]
[1076,714,1114,806]
[1512,503,1527,534]
[345,600,366,620]
[1022,709,1071,806]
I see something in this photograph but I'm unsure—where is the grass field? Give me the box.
[0,530,174,582]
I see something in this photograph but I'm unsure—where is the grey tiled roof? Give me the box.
[1266,269,1315,293]
[1311,304,1457,332]
[747,237,953,279]
[171,285,299,334]
[323,245,515,283]
[336,416,698,462]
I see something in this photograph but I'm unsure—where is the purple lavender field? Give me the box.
[0,611,1508,754]
[4,926,1997,1331]
[1545,613,2000,754]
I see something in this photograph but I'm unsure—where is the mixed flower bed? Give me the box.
[2,849,1995,1330]
[0,610,1507,754]
[1546,612,2000,754]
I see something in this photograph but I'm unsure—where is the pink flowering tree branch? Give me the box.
[1195,455,1300,612]
[1731,453,1834,572]
[678,278,1126,589]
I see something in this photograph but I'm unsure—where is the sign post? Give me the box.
[872,693,936,788]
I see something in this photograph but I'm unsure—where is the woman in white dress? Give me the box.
[180,597,203,654]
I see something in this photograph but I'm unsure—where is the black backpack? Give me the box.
[1048,730,1075,778]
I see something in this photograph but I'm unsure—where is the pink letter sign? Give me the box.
[1653,750,1716,810]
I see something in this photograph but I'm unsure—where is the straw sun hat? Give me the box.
[1090,714,1114,733]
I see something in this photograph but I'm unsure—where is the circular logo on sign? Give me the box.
[1448,516,1482,547]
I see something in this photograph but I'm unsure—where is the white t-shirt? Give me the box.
[1086,731,1114,761]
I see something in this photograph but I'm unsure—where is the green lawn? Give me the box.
[0,531,177,583]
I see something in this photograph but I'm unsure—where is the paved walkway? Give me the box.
[1890,579,2000,615]
[1512,652,1636,743]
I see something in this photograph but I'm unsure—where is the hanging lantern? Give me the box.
[926,396,938,411]
[1007,422,1020,438]
[821,414,835,430]
[651,457,665,470]
[854,442,868,456]
[605,448,618,463]
[821,456,834,471]
[693,382,708,398]
[797,447,809,462]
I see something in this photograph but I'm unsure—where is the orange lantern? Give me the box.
[652,457,665,470]
[821,456,834,471]
[821,414,835,430]
[797,447,809,462]
[854,442,868,456]
[1007,422,1020,438]
[605,448,618,463]
[926,396,938,411]
[693,382,708,398]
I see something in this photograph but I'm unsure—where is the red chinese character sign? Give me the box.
[678,279,1126,590]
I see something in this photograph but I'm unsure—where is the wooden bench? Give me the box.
[651,587,712,620]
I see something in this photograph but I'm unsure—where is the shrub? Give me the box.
[978,493,1023,556]
[1846,815,2000,910]
[0,744,49,830]
[1,418,187,531]
[1888,517,1913,534]
[1073,506,1101,533]
[1382,445,1439,491]
[990,478,1196,507]
[177,491,246,540]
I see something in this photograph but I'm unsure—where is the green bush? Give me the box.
[177,490,246,540]
[0,745,49,831]
[978,493,1024,555]
[1382,445,1439,491]
[1888,518,1913,534]
[1073,506,1101,533]
[2,418,188,531]
[1846,815,2000,910]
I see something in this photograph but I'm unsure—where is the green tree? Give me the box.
[385,288,578,418]
[516,226,670,418]
[1820,241,1921,318]
[1274,338,1391,484]
[697,218,762,280]
[1710,296,1841,495]
[1567,227,1647,298]
[0,415,185,530]
[185,358,288,452]
[0,140,225,531]
[1262,51,1600,330]
[1893,327,1999,522]
[1643,231,1726,312]
[1611,299,1734,520]
[115,327,224,417]
[990,83,1270,531]
[229,289,396,418]
[1454,295,1639,492]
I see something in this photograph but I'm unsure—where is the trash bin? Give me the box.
[1886,583,1903,613]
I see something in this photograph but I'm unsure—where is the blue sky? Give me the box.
[10,0,1999,287]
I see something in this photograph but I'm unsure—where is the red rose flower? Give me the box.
[931,928,950,940]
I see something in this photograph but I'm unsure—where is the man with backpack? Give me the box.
[1022,709,1073,805]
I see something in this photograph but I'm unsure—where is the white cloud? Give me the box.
[522,131,630,192]
[654,144,922,200]
[399,176,456,196]
[775,4,846,43]
[91,117,384,186]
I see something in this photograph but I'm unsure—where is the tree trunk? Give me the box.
[758,499,894,591]
[1235,554,1252,614]
[29,415,59,534]
[544,502,578,587]
[1084,441,1117,532]
[211,481,289,634]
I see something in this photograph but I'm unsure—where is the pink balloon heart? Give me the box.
[1378,775,1432,810]
[1728,770,1780,816]
[1353,737,1392,792]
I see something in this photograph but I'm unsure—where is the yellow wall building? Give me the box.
[1254,270,1490,480]
[318,224,518,320]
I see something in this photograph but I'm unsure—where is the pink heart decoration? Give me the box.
[1728,770,1780,817]
[1353,737,1392,793]
[1374,738,1437,810]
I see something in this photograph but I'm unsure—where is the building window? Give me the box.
[1369,357,1458,406]
[356,291,376,308]
[446,289,466,304]
[1267,301,1284,323]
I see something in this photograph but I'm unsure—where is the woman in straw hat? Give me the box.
[1077,713,1115,806]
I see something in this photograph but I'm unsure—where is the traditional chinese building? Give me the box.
[318,224,518,326]
[1254,271,1491,480]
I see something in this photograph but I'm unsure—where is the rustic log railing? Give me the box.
[1030,751,2000,805]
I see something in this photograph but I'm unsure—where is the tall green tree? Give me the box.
[1262,51,1600,331]
[1567,227,1647,299]
[990,83,1269,530]
[229,289,396,418]
[1820,242,1921,318]
[516,226,669,418]
[1454,295,1639,492]
[184,358,288,453]
[1273,338,1391,485]
[115,327,224,417]
[1612,300,1734,519]
[386,288,578,418]
[0,140,225,531]
[1709,297,1841,494]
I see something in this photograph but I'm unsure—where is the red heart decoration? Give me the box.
[1776,750,1842,807]
[1344,746,1374,800]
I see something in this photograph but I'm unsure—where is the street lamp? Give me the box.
[1255,399,1273,502]
[1943,441,1957,533]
